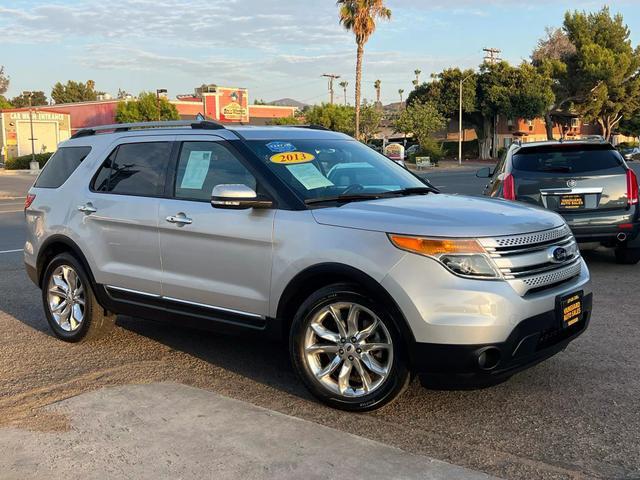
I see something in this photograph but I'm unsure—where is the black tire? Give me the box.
[41,253,116,342]
[614,247,640,265]
[289,283,411,412]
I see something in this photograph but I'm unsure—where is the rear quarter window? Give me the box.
[512,145,623,174]
[34,146,92,188]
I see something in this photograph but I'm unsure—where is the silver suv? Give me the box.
[24,121,592,411]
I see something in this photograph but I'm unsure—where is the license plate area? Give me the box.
[557,291,584,328]
[558,194,585,210]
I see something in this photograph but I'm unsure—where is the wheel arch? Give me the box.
[275,263,416,348]
[36,235,97,288]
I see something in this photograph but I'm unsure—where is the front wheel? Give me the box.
[615,247,640,265]
[290,283,410,411]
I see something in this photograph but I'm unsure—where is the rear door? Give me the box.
[70,136,174,295]
[157,136,275,319]
[511,144,629,212]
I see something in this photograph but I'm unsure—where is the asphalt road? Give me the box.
[1,169,639,479]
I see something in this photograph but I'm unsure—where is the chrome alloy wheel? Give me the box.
[47,265,85,332]
[303,302,393,398]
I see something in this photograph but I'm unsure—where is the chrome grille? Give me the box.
[479,225,582,296]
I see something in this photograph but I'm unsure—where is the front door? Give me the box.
[158,136,275,319]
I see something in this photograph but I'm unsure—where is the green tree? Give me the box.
[10,91,48,107]
[267,116,302,126]
[305,103,355,136]
[394,101,445,151]
[51,80,101,104]
[562,7,640,140]
[115,92,180,123]
[0,66,8,96]
[0,95,11,109]
[337,0,391,140]
[619,113,640,143]
[359,103,383,141]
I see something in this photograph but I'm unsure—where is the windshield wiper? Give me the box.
[387,186,437,195]
[305,192,393,205]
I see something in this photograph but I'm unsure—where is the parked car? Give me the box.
[405,144,420,157]
[620,146,639,161]
[25,121,591,411]
[478,140,640,264]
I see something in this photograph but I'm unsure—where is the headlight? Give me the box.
[388,235,501,279]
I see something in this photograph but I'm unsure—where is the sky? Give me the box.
[1,0,639,105]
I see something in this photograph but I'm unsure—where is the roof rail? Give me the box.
[288,124,330,131]
[70,120,225,139]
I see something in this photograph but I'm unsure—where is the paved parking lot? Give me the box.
[1,167,639,479]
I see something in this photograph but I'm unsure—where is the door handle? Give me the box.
[77,203,97,214]
[165,213,192,225]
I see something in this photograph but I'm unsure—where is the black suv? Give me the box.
[478,140,640,264]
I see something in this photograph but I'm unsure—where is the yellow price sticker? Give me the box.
[270,151,315,164]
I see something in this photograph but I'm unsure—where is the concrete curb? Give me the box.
[0,383,500,480]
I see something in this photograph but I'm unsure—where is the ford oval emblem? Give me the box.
[552,247,568,263]
[567,179,577,188]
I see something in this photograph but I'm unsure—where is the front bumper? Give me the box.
[410,293,592,385]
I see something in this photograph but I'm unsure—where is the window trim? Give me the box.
[170,140,259,204]
[34,146,93,189]
[89,140,177,199]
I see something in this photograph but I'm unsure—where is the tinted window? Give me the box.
[92,142,172,196]
[513,146,622,173]
[174,142,256,201]
[34,146,91,188]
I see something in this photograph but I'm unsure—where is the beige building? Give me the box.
[0,108,71,161]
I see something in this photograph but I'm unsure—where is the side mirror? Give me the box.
[476,167,494,178]
[211,184,273,210]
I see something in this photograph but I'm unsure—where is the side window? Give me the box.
[174,141,256,201]
[34,146,92,188]
[92,142,172,197]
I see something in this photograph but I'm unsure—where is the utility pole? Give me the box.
[322,74,340,105]
[483,47,501,65]
[23,91,36,164]
[458,73,474,166]
[156,88,167,121]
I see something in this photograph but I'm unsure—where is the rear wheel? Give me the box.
[290,283,410,411]
[615,247,640,265]
[42,253,116,342]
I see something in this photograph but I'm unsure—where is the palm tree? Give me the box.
[339,80,349,105]
[374,79,381,107]
[398,88,405,109]
[414,69,421,84]
[337,0,392,140]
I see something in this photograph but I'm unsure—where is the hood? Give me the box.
[311,194,565,238]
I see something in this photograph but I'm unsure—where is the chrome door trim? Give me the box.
[105,285,264,319]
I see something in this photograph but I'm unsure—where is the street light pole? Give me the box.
[458,73,474,166]
[24,91,36,164]
[156,89,167,121]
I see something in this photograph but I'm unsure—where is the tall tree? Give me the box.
[339,80,349,105]
[619,113,640,143]
[394,101,445,151]
[0,66,8,96]
[115,92,179,123]
[11,91,48,108]
[305,103,355,136]
[51,80,100,104]
[563,7,640,140]
[359,102,383,141]
[398,88,404,107]
[337,0,391,140]
[374,79,381,106]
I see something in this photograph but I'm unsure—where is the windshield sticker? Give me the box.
[266,141,296,153]
[270,151,315,164]
[286,163,334,190]
[180,151,212,189]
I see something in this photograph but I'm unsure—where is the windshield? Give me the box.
[245,139,425,202]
